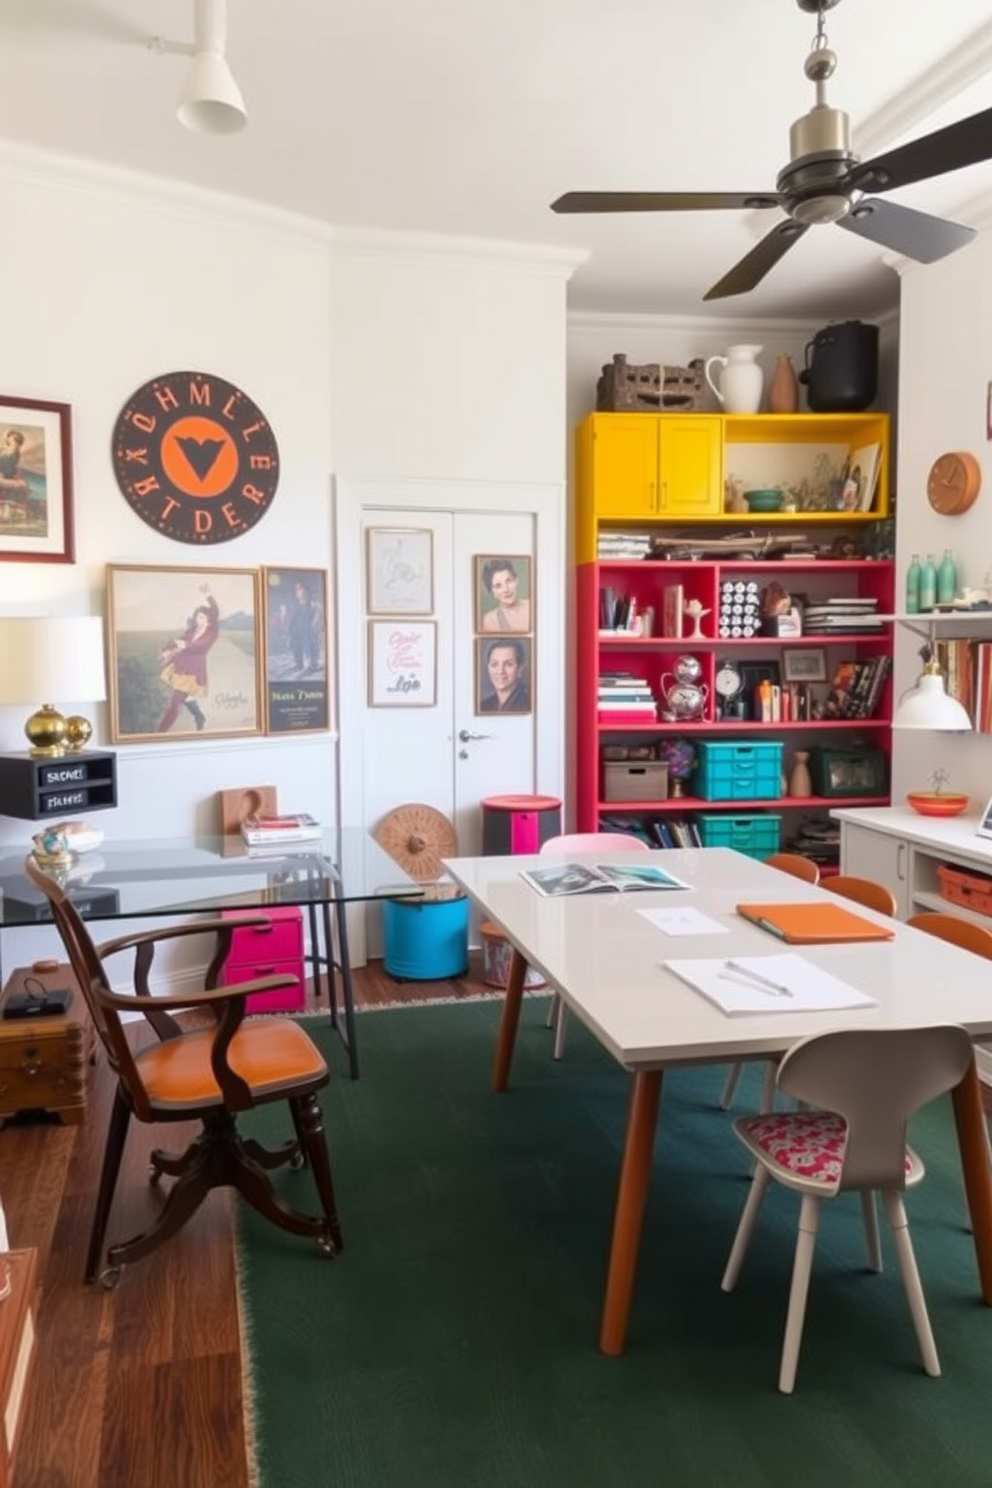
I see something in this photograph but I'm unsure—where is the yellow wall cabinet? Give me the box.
[576,413,723,535]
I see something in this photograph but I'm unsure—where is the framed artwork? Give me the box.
[366,527,433,615]
[0,396,74,564]
[474,554,533,634]
[262,567,331,734]
[978,794,992,841]
[368,620,437,707]
[106,564,262,743]
[783,647,828,683]
[475,635,533,716]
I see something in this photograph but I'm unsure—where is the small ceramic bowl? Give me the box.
[743,488,784,513]
[906,791,970,818]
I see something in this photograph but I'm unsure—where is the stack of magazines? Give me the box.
[240,813,322,852]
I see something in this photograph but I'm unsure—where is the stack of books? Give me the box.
[802,597,883,634]
[822,655,891,719]
[240,813,322,852]
[597,531,652,560]
[597,671,657,723]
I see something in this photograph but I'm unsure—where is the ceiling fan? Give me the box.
[551,0,992,300]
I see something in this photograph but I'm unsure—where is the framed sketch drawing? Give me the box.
[262,567,331,734]
[0,395,74,563]
[475,635,533,716]
[366,528,433,615]
[474,554,533,634]
[106,564,262,743]
[782,648,828,683]
[368,620,437,706]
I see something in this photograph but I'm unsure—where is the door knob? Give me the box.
[458,729,495,743]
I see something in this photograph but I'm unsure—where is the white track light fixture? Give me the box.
[150,0,247,135]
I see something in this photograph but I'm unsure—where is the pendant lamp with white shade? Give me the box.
[893,644,972,730]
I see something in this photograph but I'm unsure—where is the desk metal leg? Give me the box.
[953,1056,992,1303]
[492,947,527,1092]
[599,1068,664,1357]
[304,899,360,1081]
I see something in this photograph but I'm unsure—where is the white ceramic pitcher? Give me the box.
[705,344,764,414]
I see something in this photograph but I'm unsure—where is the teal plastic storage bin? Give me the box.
[693,740,784,801]
[382,889,469,980]
[696,813,781,859]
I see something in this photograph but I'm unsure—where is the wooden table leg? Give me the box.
[952,1056,992,1304]
[492,946,527,1093]
[599,1068,663,1356]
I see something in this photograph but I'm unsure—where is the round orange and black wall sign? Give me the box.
[111,370,279,544]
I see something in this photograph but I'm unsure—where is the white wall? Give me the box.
[891,229,992,803]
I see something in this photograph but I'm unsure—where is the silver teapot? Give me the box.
[659,655,709,722]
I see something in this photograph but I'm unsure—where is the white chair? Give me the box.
[540,831,651,1059]
[720,853,821,1112]
[721,1024,973,1393]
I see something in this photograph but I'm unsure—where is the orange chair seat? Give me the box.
[136,1017,327,1108]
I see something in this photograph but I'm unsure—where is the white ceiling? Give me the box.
[5,0,992,320]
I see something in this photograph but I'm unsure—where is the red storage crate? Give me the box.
[937,864,992,919]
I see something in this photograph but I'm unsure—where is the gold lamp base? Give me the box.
[23,704,68,757]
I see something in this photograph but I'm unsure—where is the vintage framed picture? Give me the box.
[262,567,330,734]
[475,635,533,716]
[977,795,992,841]
[0,396,74,564]
[474,554,533,634]
[106,564,262,743]
[366,527,433,615]
[783,647,828,683]
[368,620,437,706]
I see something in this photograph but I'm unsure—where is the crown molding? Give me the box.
[567,308,817,335]
[328,225,588,279]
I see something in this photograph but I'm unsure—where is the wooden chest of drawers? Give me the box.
[218,906,306,1013]
[0,966,91,1125]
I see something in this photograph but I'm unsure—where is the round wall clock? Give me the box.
[111,371,279,544]
[926,450,981,516]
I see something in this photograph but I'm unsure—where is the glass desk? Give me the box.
[0,829,422,1079]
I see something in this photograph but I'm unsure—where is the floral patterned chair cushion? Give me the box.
[740,1109,920,1187]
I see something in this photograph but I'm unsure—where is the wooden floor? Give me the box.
[4,957,488,1488]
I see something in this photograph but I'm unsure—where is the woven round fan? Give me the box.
[375,803,458,882]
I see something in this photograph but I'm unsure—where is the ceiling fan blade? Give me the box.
[838,198,976,263]
[703,221,809,301]
[550,191,781,214]
[853,105,992,194]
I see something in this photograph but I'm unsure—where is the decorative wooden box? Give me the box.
[0,968,90,1126]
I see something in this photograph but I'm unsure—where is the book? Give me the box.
[241,813,321,845]
[735,901,894,944]
[664,952,879,1015]
[521,862,690,897]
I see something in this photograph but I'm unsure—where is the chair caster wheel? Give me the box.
[100,1265,123,1290]
[316,1234,337,1258]
[289,1149,305,1172]
[149,1163,163,1184]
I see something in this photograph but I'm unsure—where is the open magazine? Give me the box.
[521,862,690,897]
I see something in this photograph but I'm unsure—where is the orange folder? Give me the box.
[736,901,895,944]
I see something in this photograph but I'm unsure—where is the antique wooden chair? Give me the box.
[721,1024,973,1393]
[25,855,342,1287]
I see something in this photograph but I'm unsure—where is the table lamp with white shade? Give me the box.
[0,616,107,756]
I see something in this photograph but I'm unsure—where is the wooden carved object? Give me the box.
[596,353,706,413]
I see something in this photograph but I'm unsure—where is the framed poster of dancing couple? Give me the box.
[106,564,262,743]
[262,567,331,734]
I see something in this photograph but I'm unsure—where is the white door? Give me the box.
[335,477,564,954]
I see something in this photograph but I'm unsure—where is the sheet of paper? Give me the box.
[662,952,878,1016]
[638,906,729,937]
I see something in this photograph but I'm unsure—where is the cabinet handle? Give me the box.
[897,842,906,882]
[658,480,666,512]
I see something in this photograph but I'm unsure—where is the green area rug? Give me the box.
[236,1001,992,1488]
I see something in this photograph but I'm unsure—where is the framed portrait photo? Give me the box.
[0,396,74,563]
[366,527,433,615]
[474,554,532,635]
[106,564,262,743]
[368,620,437,707]
[782,647,828,684]
[262,567,331,734]
[977,795,992,841]
[475,635,533,716]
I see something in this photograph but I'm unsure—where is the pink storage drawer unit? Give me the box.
[218,905,306,1013]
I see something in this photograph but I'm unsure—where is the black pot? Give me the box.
[799,320,879,412]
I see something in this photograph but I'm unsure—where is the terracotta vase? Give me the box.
[788,749,813,799]
[768,354,799,414]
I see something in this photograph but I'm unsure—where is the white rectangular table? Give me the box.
[443,846,992,1355]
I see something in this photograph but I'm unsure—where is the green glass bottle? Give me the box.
[919,553,937,612]
[937,549,958,606]
[905,553,921,614]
